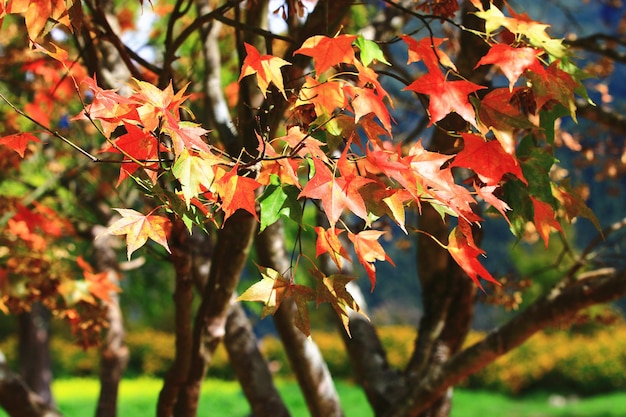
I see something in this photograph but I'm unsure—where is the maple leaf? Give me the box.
[402,36,456,72]
[344,85,393,134]
[293,34,357,75]
[450,132,526,186]
[106,208,172,259]
[130,79,188,132]
[101,122,161,185]
[348,230,394,289]
[212,165,261,221]
[164,120,211,156]
[238,266,315,335]
[475,87,538,154]
[258,175,302,231]
[526,61,578,119]
[552,180,600,232]
[0,132,40,157]
[79,76,139,138]
[312,269,365,336]
[238,266,291,317]
[474,184,512,226]
[9,0,68,39]
[475,44,544,90]
[355,36,390,67]
[298,157,373,227]
[531,197,564,248]
[408,141,480,221]
[295,77,347,118]
[447,223,499,290]
[171,149,218,206]
[404,71,485,127]
[76,257,120,303]
[239,43,291,99]
[315,227,351,271]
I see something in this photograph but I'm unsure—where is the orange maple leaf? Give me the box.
[293,34,357,75]
[76,257,121,303]
[106,209,172,259]
[314,227,351,271]
[447,223,499,290]
[348,230,394,289]
[213,165,261,221]
[402,36,457,72]
[239,43,291,99]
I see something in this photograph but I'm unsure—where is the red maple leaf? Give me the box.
[475,44,544,89]
[101,122,161,185]
[344,85,393,134]
[447,222,499,290]
[404,71,485,127]
[0,132,41,157]
[531,197,564,248]
[293,34,357,75]
[451,132,527,186]
[402,36,456,72]
[76,257,120,303]
[298,158,373,227]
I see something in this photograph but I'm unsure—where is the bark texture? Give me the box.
[224,299,291,417]
[92,226,129,417]
[157,220,195,417]
[174,210,257,417]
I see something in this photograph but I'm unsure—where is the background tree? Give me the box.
[0,1,625,417]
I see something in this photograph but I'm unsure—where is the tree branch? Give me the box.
[386,267,626,417]
[575,98,626,136]
[565,34,626,64]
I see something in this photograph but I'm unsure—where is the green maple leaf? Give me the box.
[258,174,303,231]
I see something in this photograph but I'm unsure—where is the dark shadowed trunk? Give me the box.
[17,304,54,407]
[157,220,195,417]
[0,349,62,417]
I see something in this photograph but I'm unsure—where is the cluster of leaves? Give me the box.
[0,0,598,336]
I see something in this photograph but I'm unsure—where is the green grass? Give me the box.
[1,378,625,417]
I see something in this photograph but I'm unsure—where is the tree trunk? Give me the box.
[157,220,195,417]
[0,350,62,417]
[224,299,291,417]
[256,221,345,417]
[174,210,257,417]
[17,304,54,408]
[92,226,129,417]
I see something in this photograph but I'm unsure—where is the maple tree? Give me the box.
[0,0,625,417]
